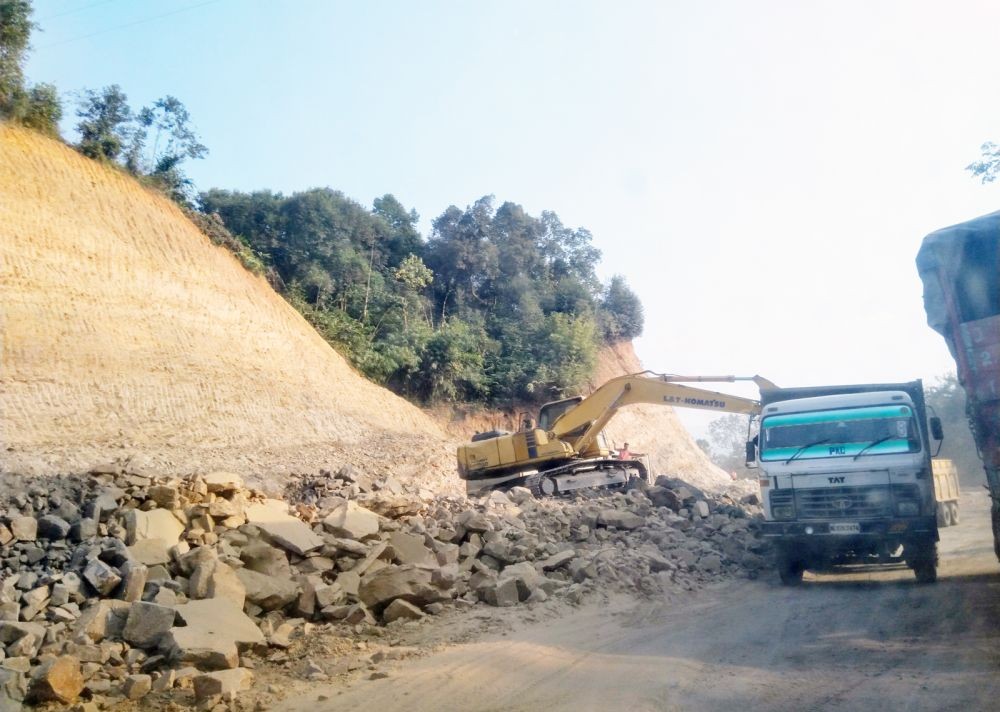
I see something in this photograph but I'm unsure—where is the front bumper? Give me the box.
[760,516,937,540]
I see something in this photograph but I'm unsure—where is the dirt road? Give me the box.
[285,491,1000,712]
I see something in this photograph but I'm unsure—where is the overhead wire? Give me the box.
[38,0,224,49]
[37,0,122,22]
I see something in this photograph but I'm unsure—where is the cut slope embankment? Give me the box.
[0,126,452,489]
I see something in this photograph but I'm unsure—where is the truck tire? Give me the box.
[936,502,948,528]
[776,548,805,586]
[942,503,954,527]
[908,540,938,584]
[949,502,960,525]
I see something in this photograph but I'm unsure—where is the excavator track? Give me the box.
[526,458,649,498]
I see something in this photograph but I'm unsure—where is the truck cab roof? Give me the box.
[762,390,916,416]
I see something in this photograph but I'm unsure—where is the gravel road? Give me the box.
[286,490,1000,712]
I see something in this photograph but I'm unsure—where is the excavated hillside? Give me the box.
[0,126,452,488]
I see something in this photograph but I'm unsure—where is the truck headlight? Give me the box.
[896,501,919,516]
[773,505,795,520]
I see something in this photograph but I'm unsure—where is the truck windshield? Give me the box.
[760,404,920,462]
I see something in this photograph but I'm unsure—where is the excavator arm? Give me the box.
[549,371,763,456]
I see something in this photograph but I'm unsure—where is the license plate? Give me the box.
[829,522,860,535]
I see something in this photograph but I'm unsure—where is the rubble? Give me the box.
[0,465,767,709]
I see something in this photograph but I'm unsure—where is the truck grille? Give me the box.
[796,485,893,520]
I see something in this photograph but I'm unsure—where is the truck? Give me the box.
[932,459,961,527]
[917,210,1000,560]
[749,381,944,585]
[458,371,771,496]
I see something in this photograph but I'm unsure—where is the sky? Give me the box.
[22,0,1000,436]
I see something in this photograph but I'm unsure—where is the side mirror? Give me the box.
[930,416,943,441]
[745,441,757,467]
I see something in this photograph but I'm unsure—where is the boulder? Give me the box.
[358,566,444,611]
[122,674,152,700]
[193,668,254,702]
[28,656,83,704]
[127,538,172,566]
[246,499,323,556]
[388,532,435,567]
[235,568,299,611]
[82,560,121,596]
[122,602,176,648]
[322,501,381,540]
[239,541,292,578]
[36,515,71,540]
[124,509,185,545]
[382,599,424,623]
[481,577,519,607]
[596,510,645,530]
[202,472,244,494]
[8,518,36,543]
[539,549,576,571]
[162,599,264,670]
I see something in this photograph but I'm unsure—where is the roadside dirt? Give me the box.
[281,490,1000,711]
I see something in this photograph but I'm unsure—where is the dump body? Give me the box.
[916,210,1000,558]
[932,459,960,527]
[755,381,940,584]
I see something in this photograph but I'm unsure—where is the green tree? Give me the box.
[18,81,61,135]
[600,275,644,340]
[967,141,1000,184]
[76,85,133,161]
[0,0,32,118]
[700,413,756,478]
[925,373,985,488]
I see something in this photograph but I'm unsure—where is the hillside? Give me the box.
[0,125,452,488]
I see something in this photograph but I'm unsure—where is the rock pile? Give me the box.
[0,466,766,710]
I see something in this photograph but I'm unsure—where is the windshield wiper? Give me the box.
[853,435,893,461]
[785,439,831,465]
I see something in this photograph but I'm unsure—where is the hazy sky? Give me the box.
[23,0,1000,434]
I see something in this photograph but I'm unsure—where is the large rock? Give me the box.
[123,602,176,648]
[127,538,172,566]
[240,542,292,578]
[8,517,36,543]
[358,565,445,611]
[246,499,323,556]
[388,532,435,567]
[124,509,185,545]
[82,559,121,596]
[202,471,244,494]
[382,599,424,623]
[596,510,645,530]
[28,657,83,704]
[74,600,130,642]
[193,668,254,702]
[322,501,381,540]
[235,568,299,611]
[36,515,71,540]
[161,599,264,670]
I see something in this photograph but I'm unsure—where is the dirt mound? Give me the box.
[0,126,451,488]
[588,342,735,492]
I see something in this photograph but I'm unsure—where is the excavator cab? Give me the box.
[538,396,611,458]
[538,396,583,431]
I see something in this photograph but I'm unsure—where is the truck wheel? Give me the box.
[936,503,948,528]
[949,502,960,525]
[908,540,938,584]
[942,503,954,527]
[776,549,804,586]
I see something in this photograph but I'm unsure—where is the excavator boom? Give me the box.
[457,371,769,495]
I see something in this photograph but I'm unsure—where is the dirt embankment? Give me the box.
[0,126,452,490]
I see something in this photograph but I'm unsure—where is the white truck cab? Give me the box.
[752,381,943,584]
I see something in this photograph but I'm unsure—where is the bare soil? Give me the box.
[281,490,1000,711]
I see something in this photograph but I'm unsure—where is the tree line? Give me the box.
[200,189,644,405]
[2,0,644,407]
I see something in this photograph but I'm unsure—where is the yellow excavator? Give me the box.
[458,371,775,496]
